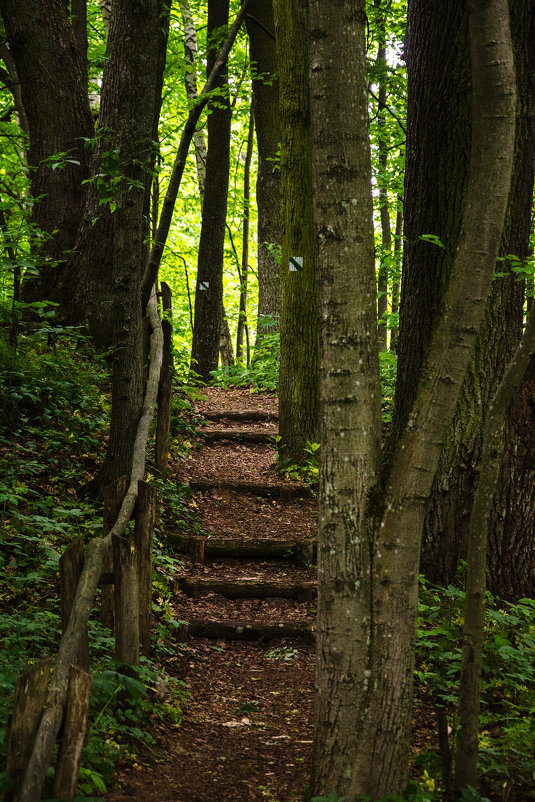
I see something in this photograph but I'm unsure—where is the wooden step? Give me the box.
[178,576,316,601]
[175,618,314,643]
[189,478,315,499]
[202,409,278,422]
[199,428,276,444]
[166,534,317,563]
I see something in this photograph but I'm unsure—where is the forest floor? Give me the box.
[105,387,436,802]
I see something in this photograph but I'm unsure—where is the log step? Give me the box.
[166,534,317,563]
[201,409,278,422]
[179,577,316,601]
[199,428,276,444]
[175,618,314,643]
[189,478,315,499]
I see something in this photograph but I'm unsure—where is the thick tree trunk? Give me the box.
[246,0,282,339]
[487,354,535,599]
[485,6,535,601]
[273,0,318,464]
[393,0,532,592]
[84,0,170,492]
[0,0,93,301]
[309,0,515,796]
[71,0,88,86]
[455,310,535,790]
[190,0,232,382]
[309,1,381,795]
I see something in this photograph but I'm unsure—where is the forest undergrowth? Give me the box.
[0,329,534,801]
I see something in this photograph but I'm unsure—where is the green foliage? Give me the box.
[78,659,187,796]
[419,234,445,249]
[210,317,280,391]
[416,579,535,796]
[0,327,108,424]
[274,437,319,484]
[0,327,194,797]
[494,252,535,282]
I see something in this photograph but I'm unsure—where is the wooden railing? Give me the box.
[3,283,173,801]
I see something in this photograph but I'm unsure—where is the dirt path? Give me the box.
[107,388,318,802]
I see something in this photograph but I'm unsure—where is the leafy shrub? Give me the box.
[0,329,108,424]
[210,316,280,391]
[416,579,535,797]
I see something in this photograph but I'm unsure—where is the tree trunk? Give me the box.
[219,307,235,366]
[309,0,516,796]
[273,0,318,464]
[190,0,232,383]
[0,0,93,302]
[246,0,282,340]
[392,0,532,593]
[389,205,403,352]
[70,0,88,88]
[455,309,535,790]
[485,5,535,601]
[84,0,170,493]
[308,0,381,794]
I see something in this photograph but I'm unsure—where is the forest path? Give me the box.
[107,387,318,802]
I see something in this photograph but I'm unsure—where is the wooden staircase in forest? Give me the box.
[107,388,317,801]
[171,390,318,646]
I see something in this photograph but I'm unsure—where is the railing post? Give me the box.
[135,480,157,657]
[102,475,128,631]
[59,537,89,670]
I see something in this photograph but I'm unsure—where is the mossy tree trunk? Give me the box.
[273,0,318,464]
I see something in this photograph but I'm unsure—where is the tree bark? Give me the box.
[309,0,382,794]
[0,0,93,302]
[155,282,173,477]
[455,309,535,790]
[309,0,516,796]
[393,0,533,594]
[52,665,92,801]
[389,204,403,352]
[84,0,170,492]
[190,0,232,382]
[70,0,88,88]
[273,0,318,464]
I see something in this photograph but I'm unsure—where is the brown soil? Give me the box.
[107,388,318,802]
